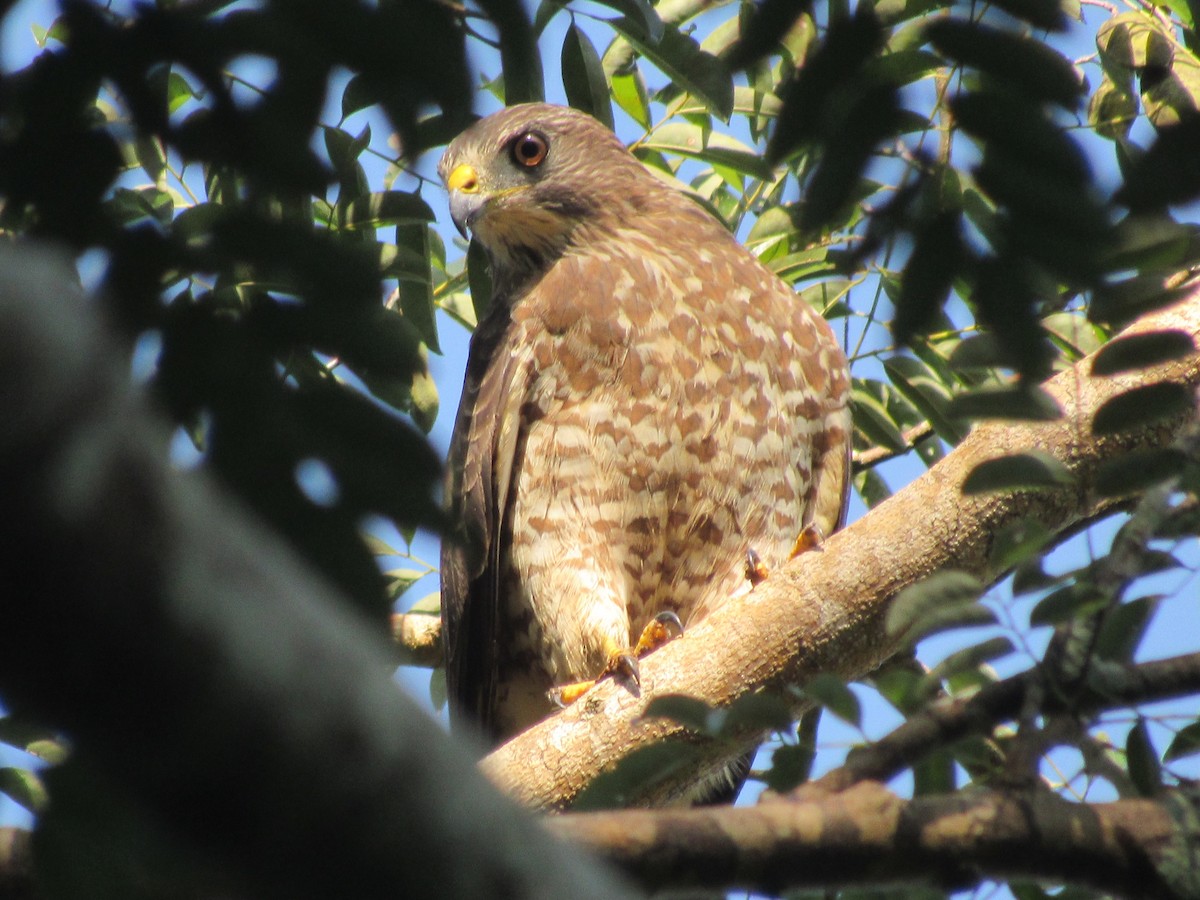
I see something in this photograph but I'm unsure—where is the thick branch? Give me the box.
[484,287,1200,809]
[0,247,635,900]
[553,780,1200,899]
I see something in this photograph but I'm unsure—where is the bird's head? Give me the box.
[438,103,651,278]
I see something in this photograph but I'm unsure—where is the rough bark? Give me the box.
[553,780,1200,899]
[482,284,1200,809]
[0,246,636,900]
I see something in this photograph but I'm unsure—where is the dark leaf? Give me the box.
[1116,114,1200,210]
[950,91,1090,183]
[986,0,1069,31]
[641,694,720,734]
[883,355,966,445]
[948,386,1062,422]
[561,23,614,129]
[1094,448,1189,497]
[341,192,436,230]
[1091,330,1195,375]
[477,0,545,103]
[467,238,494,324]
[927,20,1083,108]
[887,571,992,642]
[1126,718,1163,796]
[0,767,46,814]
[1029,582,1108,626]
[798,674,861,728]
[1164,721,1200,762]
[989,517,1053,571]
[962,451,1074,494]
[767,6,885,163]
[1091,276,1190,328]
[1094,595,1159,662]
[913,748,957,795]
[572,742,707,810]
[764,741,814,793]
[1091,382,1194,435]
[727,0,814,69]
[926,636,1014,685]
[895,210,966,346]
[723,692,794,734]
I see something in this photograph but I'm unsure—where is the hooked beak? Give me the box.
[446,163,485,239]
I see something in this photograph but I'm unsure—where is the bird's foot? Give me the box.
[745,526,825,591]
[548,612,684,708]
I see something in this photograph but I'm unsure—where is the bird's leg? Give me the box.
[745,524,827,590]
[548,611,684,708]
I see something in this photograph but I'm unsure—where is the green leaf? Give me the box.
[887,571,991,642]
[341,192,436,230]
[608,17,734,120]
[799,674,861,728]
[1105,215,1197,273]
[1091,276,1189,328]
[1094,448,1188,497]
[467,238,494,324]
[1116,115,1200,210]
[948,386,1062,422]
[764,742,814,793]
[1029,582,1108,626]
[723,692,794,734]
[561,23,614,130]
[1088,75,1139,141]
[986,0,1069,31]
[884,355,966,445]
[1095,595,1158,662]
[591,0,663,43]
[852,382,908,452]
[1091,382,1194,435]
[989,517,1053,571]
[0,717,68,765]
[951,91,1090,183]
[1165,721,1200,762]
[895,211,966,349]
[393,224,440,352]
[926,20,1083,108]
[611,67,652,128]
[0,767,47,814]
[641,122,773,180]
[1126,718,1163,796]
[926,636,1014,685]
[962,451,1074,494]
[573,741,706,810]
[641,694,721,735]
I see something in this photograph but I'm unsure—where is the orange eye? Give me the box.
[511,132,548,168]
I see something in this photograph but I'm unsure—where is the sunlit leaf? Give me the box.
[608,17,734,120]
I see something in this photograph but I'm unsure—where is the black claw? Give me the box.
[614,652,640,687]
[654,610,684,639]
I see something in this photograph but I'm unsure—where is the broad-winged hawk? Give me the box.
[438,104,852,771]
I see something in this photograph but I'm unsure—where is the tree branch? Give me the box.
[483,286,1200,809]
[552,780,1200,899]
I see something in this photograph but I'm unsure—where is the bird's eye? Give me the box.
[511,132,548,168]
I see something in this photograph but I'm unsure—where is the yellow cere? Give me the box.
[447,164,479,193]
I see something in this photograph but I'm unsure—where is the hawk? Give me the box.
[438,104,852,784]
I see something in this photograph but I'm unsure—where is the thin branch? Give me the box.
[823,650,1200,791]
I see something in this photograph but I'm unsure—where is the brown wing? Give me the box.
[439,300,523,741]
